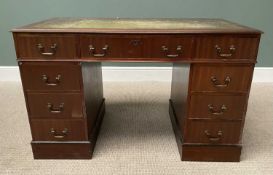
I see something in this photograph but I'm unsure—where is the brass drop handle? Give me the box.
[37,43,57,56]
[215,45,236,58]
[47,103,64,113]
[50,128,68,139]
[211,76,231,88]
[208,104,227,115]
[89,45,109,57]
[204,130,222,142]
[42,74,61,86]
[161,45,182,58]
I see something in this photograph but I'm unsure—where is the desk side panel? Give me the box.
[81,62,104,140]
[170,63,190,141]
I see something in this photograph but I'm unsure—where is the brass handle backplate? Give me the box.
[215,45,236,58]
[204,130,222,143]
[47,103,64,113]
[208,104,227,115]
[161,45,182,58]
[42,74,61,86]
[211,76,231,88]
[50,128,68,139]
[37,43,57,56]
[89,45,109,57]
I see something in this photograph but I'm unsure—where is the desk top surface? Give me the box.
[12,18,262,34]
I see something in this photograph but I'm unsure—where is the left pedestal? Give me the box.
[19,62,104,159]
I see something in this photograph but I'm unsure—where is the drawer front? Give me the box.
[15,34,77,59]
[80,35,193,60]
[81,35,150,58]
[184,120,242,144]
[195,36,260,60]
[150,36,193,59]
[31,120,87,141]
[27,93,84,119]
[191,64,254,92]
[20,62,82,91]
[189,94,247,120]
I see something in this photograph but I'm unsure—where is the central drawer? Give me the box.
[27,92,84,119]
[80,35,193,60]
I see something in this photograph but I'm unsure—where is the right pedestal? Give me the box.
[170,63,254,162]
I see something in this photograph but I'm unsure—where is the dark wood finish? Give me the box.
[88,98,105,145]
[182,145,241,162]
[188,94,247,120]
[191,64,254,93]
[169,100,241,162]
[184,120,242,144]
[194,36,260,60]
[31,99,105,159]
[81,62,104,138]
[14,33,77,59]
[14,34,260,63]
[15,57,258,63]
[12,18,262,161]
[20,62,82,91]
[80,35,151,59]
[31,142,93,159]
[169,99,183,156]
[80,35,193,60]
[26,92,84,119]
[30,119,88,141]
[18,60,104,159]
[150,35,193,59]
[170,63,191,134]
[170,55,256,161]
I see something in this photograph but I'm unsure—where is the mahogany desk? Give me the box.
[12,18,262,161]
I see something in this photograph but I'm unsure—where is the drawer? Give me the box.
[189,94,247,120]
[195,36,260,60]
[150,35,193,59]
[191,64,254,92]
[20,62,82,91]
[27,92,84,119]
[80,35,193,60]
[184,120,242,144]
[80,35,150,58]
[31,120,87,141]
[14,34,77,59]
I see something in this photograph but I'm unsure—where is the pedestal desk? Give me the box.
[12,18,262,161]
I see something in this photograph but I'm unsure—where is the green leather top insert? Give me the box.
[21,18,247,30]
